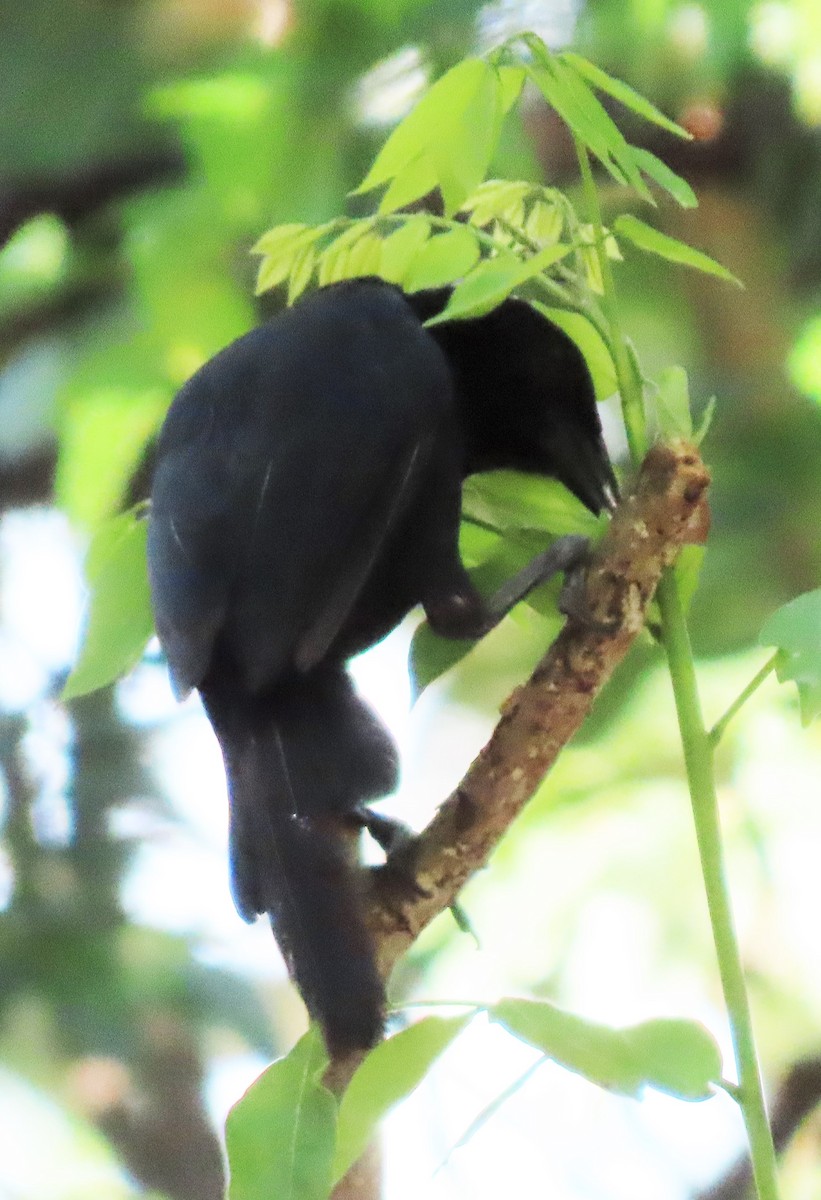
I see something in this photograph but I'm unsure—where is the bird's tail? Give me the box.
[199,666,398,1053]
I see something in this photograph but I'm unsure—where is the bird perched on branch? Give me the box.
[147,277,617,1053]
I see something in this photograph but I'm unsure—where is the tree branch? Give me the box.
[328,441,710,1198]
[368,440,711,979]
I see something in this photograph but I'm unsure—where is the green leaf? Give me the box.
[343,232,384,279]
[614,215,743,286]
[404,226,480,291]
[631,147,698,208]
[462,471,600,538]
[497,64,526,113]
[674,545,706,614]
[560,53,692,140]
[462,179,530,228]
[255,224,332,296]
[530,59,651,201]
[377,153,439,214]
[251,222,312,256]
[316,219,377,285]
[56,382,169,529]
[426,244,573,324]
[62,510,154,700]
[409,619,476,698]
[491,999,722,1101]
[287,245,317,303]
[357,60,502,216]
[534,304,618,402]
[378,216,431,283]
[694,395,717,445]
[430,64,501,215]
[655,365,693,439]
[759,590,821,724]
[333,1015,470,1183]
[226,1028,336,1200]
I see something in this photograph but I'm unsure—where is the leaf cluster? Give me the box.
[226,1003,724,1200]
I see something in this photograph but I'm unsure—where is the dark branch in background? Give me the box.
[366,441,711,978]
[0,145,186,248]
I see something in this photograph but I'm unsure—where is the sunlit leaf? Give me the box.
[529,58,650,200]
[358,60,503,216]
[426,243,573,324]
[404,226,480,291]
[462,179,531,227]
[631,147,698,208]
[287,245,317,303]
[251,222,312,256]
[614,215,742,285]
[492,999,722,1100]
[497,64,526,113]
[377,153,439,214]
[560,53,692,140]
[379,216,432,283]
[62,509,154,700]
[226,1028,336,1200]
[56,383,168,528]
[759,590,821,724]
[343,232,384,279]
[524,199,564,246]
[333,1015,470,1183]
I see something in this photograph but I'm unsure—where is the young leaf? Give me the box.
[614,215,743,285]
[287,245,317,303]
[379,216,431,283]
[631,147,698,208]
[531,58,651,201]
[333,1015,471,1184]
[497,64,526,113]
[694,395,717,445]
[655,365,693,439]
[491,999,722,1101]
[378,152,439,215]
[423,257,523,322]
[254,224,333,296]
[62,509,154,700]
[426,243,573,324]
[534,304,619,402]
[404,226,480,291]
[343,232,383,279]
[357,60,502,216]
[560,53,693,140]
[252,223,312,256]
[463,470,600,538]
[759,589,821,725]
[409,618,475,699]
[430,63,501,215]
[226,1028,336,1200]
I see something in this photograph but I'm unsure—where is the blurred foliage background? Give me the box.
[1,1,820,1197]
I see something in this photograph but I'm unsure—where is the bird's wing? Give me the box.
[148,291,452,698]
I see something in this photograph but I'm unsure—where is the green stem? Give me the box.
[709,654,780,747]
[656,578,780,1200]
[573,137,780,1200]
[574,139,647,465]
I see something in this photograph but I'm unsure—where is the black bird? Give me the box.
[147,277,617,1053]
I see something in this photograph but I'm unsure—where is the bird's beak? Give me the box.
[550,430,620,516]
